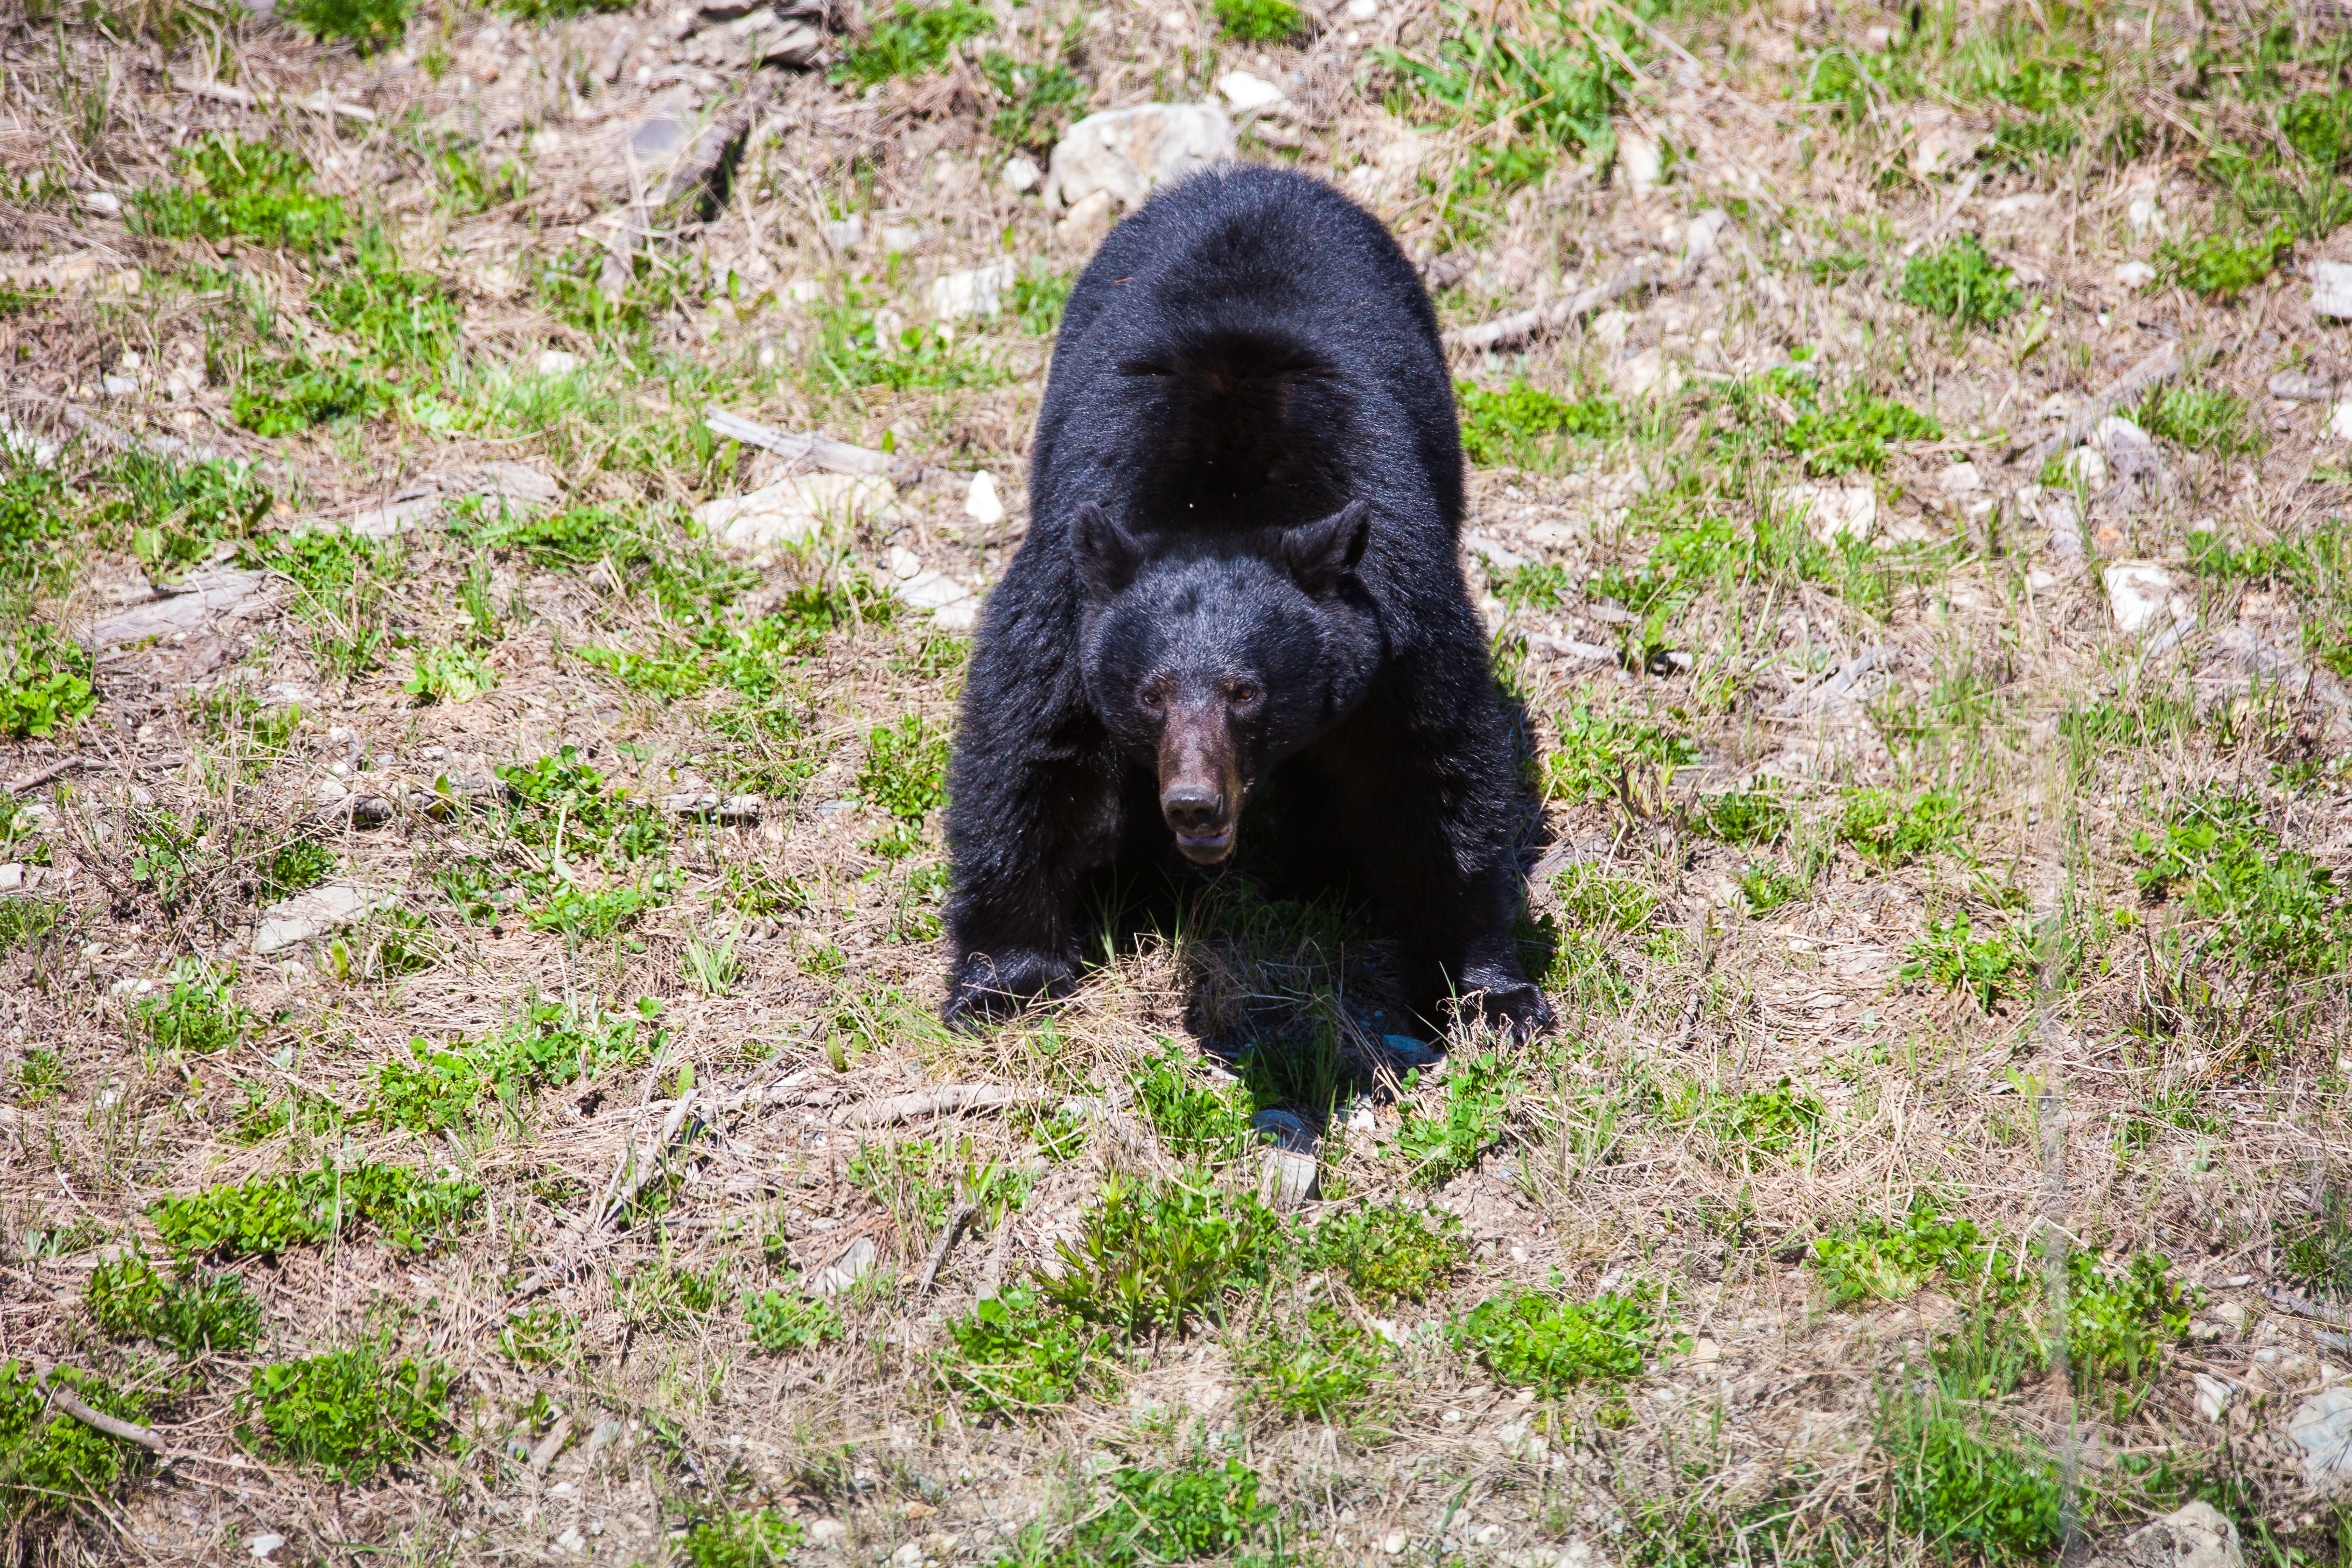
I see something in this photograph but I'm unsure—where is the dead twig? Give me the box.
[836,1084,1052,1129]
[913,1203,977,1300]
[704,407,894,478]
[45,1381,165,1454]
[2017,343,2185,468]
[169,70,377,124]
[1447,263,1656,354]
[4,756,78,794]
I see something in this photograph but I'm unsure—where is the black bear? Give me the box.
[942,164,1551,1042]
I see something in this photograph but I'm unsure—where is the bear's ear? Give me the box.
[1283,501,1371,597]
[1070,502,1143,604]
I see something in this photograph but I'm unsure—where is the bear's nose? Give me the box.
[1160,783,1226,836]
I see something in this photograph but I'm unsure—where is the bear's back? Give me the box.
[1033,166,1462,552]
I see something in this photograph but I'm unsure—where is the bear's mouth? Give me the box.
[1173,824,1236,864]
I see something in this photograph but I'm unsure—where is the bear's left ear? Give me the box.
[1283,501,1371,597]
[1070,502,1143,603]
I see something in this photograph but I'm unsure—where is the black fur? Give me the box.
[943,164,1551,1040]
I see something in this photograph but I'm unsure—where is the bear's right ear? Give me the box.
[1284,500,1371,598]
[1070,502,1143,603]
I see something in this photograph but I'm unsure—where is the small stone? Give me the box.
[254,884,398,955]
[2329,401,2352,441]
[536,348,582,377]
[2127,192,2161,232]
[698,473,901,552]
[1002,156,1041,193]
[1253,1108,1319,1210]
[808,1520,848,1546]
[555,1527,587,1553]
[83,191,122,214]
[1046,103,1236,213]
[1382,1530,1409,1556]
[1937,461,1983,495]
[2291,1388,2352,1481]
[886,544,923,581]
[1689,1336,1721,1364]
[2269,369,2334,402]
[662,793,763,824]
[2193,1373,2232,1423]
[1380,1033,1443,1068]
[965,470,1006,527]
[102,374,138,396]
[927,261,1018,321]
[891,1543,922,1566]
[2313,261,2352,320]
[1056,188,1114,252]
[1773,484,1876,545]
[2115,260,2156,289]
[1216,70,1285,112]
[808,1236,878,1296]
[2082,1501,2243,1568]
[1590,309,1634,349]
[1474,1525,1506,1548]
[1345,0,1378,16]
[1618,132,1663,193]
[1610,347,1683,399]
[248,1535,286,1561]
[2102,561,2186,635]
[823,215,865,256]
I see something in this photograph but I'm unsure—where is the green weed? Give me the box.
[938,1285,1119,1416]
[619,1260,730,1329]
[313,238,460,367]
[131,136,348,253]
[859,713,951,844]
[1451,1284,1662,1392]
[1691,1078,1823,1161]
[745,1286,846,1352]
[2158,227,2294,301]
[1882,1393,2062,1565]
[241,1345,453,1480]
[111,452,274,573]
[85,1247,263,1356]
[1555,861,1656,933]
[1458,379,1620,465]
[1306,1203,1468,1305]
[1011,267,1075,333]
[2138,383,2261,456]
[1394,1050,1520,1187]
[496,1304,578,1367]
[257,839,334,903]
[1544,706,1699,803]
[1812,1195,1984,1308]
[1690,785,1788,847]
[280,0,410,48]
[149,1163,481,1259]
[1039,1174,1282,1334]
[1738,863,1807,914]
[982,53,1088,151]
[1135,1046,1255,1164]
[1902,913,2036,1009]
[0,625,96,740]
[2134,793,2348,978]
[404,642,497,704]
[13,1046,66,1101]
[834,0,993,83]
[1896,235,2024,327]
[1065,1458,1272,1566]
[1236,1303,1390,1420]
[233,358,396,435]
[682,1508,804,1568]
[2282,1186,2352,1299]
[136,960,255,1054]
[0,1361,149,1518]
[1213,0,1300,40]
[1779,384,1943,476]
[1839,786,1969,869]
[373,998,659,1130]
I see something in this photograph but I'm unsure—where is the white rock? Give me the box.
[2192,1372,2232,1423]
[1611,347,1682,399]
[1216,70,1285,112]
[965,470,1005,527]
[102,374,138,396]
[1001,156,1041,193]
[1045,103,1235,212]
[1938,461,1983,495]
[2083,1502,2244,1568]
[932,598,980,634]
[2063,445,2109,491]
[1774,484,1876,544]
[1590,309,1634,349]
[85,568,272,649]
[248,1535,286,1562]
[927,261,1018,321]
[2115,261,2157,289]
[1382,1530,1410,1556]
[2127,194,2161,232]
[0,416,59,466]
[697,473,900,552]
[554,1527,587,1553]
[83,191,122,214]
[808,1235,878,1296]
[2312,261,2352,319]
[822,215,864,256]
[1345,0,1378,16]
[898,569,974,613]
[1055,188,1114,252]
[535,348,582,377]
[2102,561,2187,635]
[0,865,20,893]
[808,1520,849,1546]
[1253,1108,1319,1210]
[885,544,923,581]
[254,884,396,956]
[1617,130,1662,193]
[878,224,923,255]
[2329,400,2352,441]
[2291,1388,2352,1480]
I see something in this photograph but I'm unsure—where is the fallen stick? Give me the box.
[913,1203,977,1300]
[703,407,891,478]
[2019,343,2183,470]
[1448,264,1656,354]
[599,83,773,300]
[170,70,377,124]
[592,1088,703,1229]
[836,1084,1049,1129]
[4,756,78,794]
[45,1382,165,1454]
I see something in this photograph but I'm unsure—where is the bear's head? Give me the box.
[1072,500,1381,865]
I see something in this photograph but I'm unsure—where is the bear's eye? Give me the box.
[1139,688,1165,711]
[1229,682,1261,705]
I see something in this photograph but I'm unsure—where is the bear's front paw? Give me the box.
[943,949,1078,1032]
[1467,978,1555,1043]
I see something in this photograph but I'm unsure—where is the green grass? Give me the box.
[13,1045,66,1100]
[1902,913,2038,1009]
[1690,785,1789,847]
[1689,1078,1823,1161]
[0,625,96,740]
[1038,1175,1283,1334]
[232,358,396,436]
[1235,1303,1390,1420]
[1458,380,1621,465]
[110,452,274,575]
[136,960,255,1054]
[859,713,951,850]
[85,1247,263,1356]
[1393,1049,1520,1187]
[496,1304,579,1366]
[1213,0,1301,41]
[834,1,995,86]
[1838,786,1969,869]
[404,642,498,704]
[258,839,335,903]
[1778,383,1943,476]
[1059,1457,1272,1567]
[682,1508,803,1568]
[2158,226,2294,300]
[1812,1195,1984,1308]
[2137,383,2261,456]
[1896,235,2025,328]
[2134,792,2348,979]
[937,1284,1119,1416]
[745,1285,846,1352]
[1305,1203,1468,1305]
[131,135,348,253]
[2283,1187,2352,1299]
[1882,1393,2063,1565]
[149,1163,482,1259]
[619,1260,730,1329]
[280,0,410,48]
[241,1345,452,1480]
[1451,1284,1663,1392]
[374,998,660,1130]
[1555,861,1656,933]
[1134,1045,1256,1164]
[1738,863,1808,914]
[313,237,461,367]
[0,1361,149,1518]
[1544,707,1700,803]
[982,53,1088,151]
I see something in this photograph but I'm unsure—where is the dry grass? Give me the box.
[1,0,2350,1560]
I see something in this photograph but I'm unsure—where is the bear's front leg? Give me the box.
[942,744,1124,1031]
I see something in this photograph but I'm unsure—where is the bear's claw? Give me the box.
[942,949,1077,1032]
